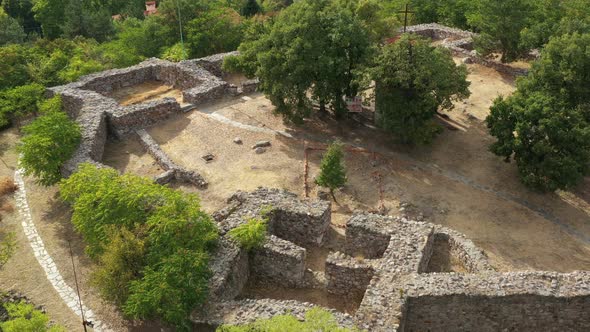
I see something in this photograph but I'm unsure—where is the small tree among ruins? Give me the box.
[373,34,470,144]
[316,142,347,201]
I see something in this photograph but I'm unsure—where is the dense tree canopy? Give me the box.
[225,0,381,123]
[60,164,218,329]
[373,35,470,144]
[487,33,590,191]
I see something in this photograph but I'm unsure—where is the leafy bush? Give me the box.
[217,307,358,332]
[0,302,65,332]
[0,83,45,127]
[59,164,219,329]
[228,217,268,251]
[19,95,81,186]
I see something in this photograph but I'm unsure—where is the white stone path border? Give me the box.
[14,167,110,332]
[208,112,293,138]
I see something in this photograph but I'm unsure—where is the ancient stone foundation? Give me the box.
[49,52,258,183]
[192,188,590,331]
[405,23,531,77]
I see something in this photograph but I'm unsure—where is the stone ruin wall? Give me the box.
[194,189,590,332]
[400,272,590,332]
[47,52,258,180]
[405,23,530,77]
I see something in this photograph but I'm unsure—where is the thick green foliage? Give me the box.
[487,33,590,192]
[242,0,262,17]
[373,35,470,144]
[217,307,358,332]
[468,0,532,62]
[0,83,45,127]
[226,0,376,123]
[59,164,219,328]
[0,301,66,332]
[382,0,474,30]
[228,217,268,251]
[0,8,26,45]
[19,96,81,186]
[316,142,347,196]
[186,7,245,58]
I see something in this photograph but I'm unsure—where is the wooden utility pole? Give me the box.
[397,4,415,33]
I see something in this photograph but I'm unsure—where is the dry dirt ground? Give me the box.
[1,59,590,330]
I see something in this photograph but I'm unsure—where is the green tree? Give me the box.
[113,16,173,59]
[228,217,268,251]
[0,302,66,332]
[0,83,45,127]
[468,0,532,62]
[32,0,66,39]
[241,0,261,17]
[18,95,81,186]
[218,307,357,332]
[0,8,26,45]
[226,0,372,123]
[316,142,347,200]
[61,0,115,42]
[186,7,244,58]
[373,34,470,144]
[487,33,590,191]
[0,231,16,268]
[59,164,219,328]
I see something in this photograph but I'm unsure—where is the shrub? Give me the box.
[19,96,81,186]
[228,217,268,251]
[217,307,358,332]
[59,164,218,329]
[0,301,65,332]
[0,83,45,128]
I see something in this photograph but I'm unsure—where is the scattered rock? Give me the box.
[255,147,266,154]
[202,153,215,163]
[252,140,271,149]
[233,137,243,145]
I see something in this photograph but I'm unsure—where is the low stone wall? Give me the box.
[432,226,495,273]
[207,238,249,303]
[345,214,392,258]
[270,201,331,247]
[109,98,181,138]
[136,129,208,188]
[325,252,374,296]
[400,272,590,332]
[250,235,306,288]
[404,23,530,77]
[190,51,239,79]
[192,298,355,328]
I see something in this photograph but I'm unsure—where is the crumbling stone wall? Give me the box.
[404,23,530,77]
[250,235,306,287]
[48,54,250,182]
[110,98,181,137]
[401,272,590,332]
[325,252,374,296]
[195,190,590,332]
[136,129,207,188]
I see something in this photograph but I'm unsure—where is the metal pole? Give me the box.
[69,240,87,332]
[176,0,186,60]
[404,3,409,33]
